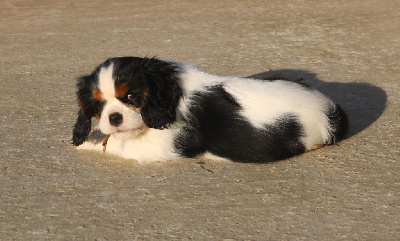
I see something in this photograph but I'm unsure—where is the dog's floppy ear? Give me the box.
[139,58,183,129]
[72,109,92,146]
[72,73,96,146]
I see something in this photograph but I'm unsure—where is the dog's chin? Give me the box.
[111,127,145,139]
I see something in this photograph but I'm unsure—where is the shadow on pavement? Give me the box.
[248,70,387,139]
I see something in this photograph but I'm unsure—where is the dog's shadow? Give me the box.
[248,69,387,138]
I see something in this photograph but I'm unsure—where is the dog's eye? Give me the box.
[125,93,140,107]
[127,94,138,103]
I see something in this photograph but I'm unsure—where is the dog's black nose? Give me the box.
[109,113,123,127]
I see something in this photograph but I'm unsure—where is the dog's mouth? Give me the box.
[112,127,145,139]
[101,127,146,152]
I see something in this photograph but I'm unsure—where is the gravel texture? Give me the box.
[1,0,399,240]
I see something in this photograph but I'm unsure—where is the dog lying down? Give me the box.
[72,57,348,163]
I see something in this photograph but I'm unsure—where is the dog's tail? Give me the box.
[327,104,349,144]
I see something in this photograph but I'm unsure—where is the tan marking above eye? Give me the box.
[92,89,104,101]
[115,82,129,98]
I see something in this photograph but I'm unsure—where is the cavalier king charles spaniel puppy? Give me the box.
[72,57,348,163]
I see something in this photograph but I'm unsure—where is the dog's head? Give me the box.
[72,57,183,146]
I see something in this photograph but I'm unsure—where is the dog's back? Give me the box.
[175,66,348,162]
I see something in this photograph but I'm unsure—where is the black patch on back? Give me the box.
[175,86,305,162]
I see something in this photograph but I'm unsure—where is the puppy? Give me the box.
[72,57,348,163]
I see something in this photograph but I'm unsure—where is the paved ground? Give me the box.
[1,0,399,240]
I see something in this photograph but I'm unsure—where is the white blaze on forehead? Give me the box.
[98,63,115,100]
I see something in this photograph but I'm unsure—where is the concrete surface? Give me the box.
[1,0,399,240]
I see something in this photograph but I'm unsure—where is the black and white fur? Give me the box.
[72,57,348,163]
